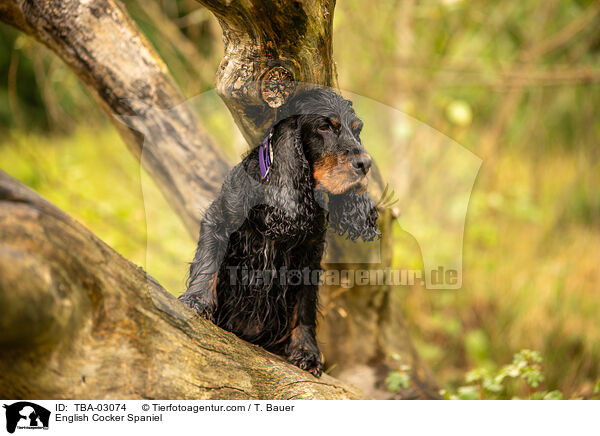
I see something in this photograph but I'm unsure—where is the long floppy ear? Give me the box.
[269,117,309,189]
[258,116,319,240]
[328,191,380,241]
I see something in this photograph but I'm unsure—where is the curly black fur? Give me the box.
[179,88,379,377]
[328,192,380,241]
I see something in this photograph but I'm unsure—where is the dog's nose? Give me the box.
[351,154,372,175]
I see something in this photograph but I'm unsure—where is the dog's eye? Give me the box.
[318,124,330,132]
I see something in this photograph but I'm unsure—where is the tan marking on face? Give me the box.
[313,153,369,194]
[329,117,341,128]
[351,119,361,131]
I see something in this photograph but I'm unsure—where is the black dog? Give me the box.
[179,88,379,376]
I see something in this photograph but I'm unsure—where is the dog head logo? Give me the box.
[2,402,50,434]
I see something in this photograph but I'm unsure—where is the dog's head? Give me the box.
[274,88,380,241]
[279,88,371,195]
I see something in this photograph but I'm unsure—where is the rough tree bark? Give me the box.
[0,0,439,398]
[0,171,361,399]
[197,0,336,145]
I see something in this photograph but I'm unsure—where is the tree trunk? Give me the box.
[196,0,336,145]
[0,0,439,398]
[0,171,362,399]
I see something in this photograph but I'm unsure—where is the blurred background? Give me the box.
[0,0,598,398]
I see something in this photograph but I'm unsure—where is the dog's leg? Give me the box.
[179,273,218,321]
[180,163,256,322]
[179,220,227,321]
[285,285,323,377]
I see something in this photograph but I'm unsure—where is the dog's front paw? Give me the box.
[179,293,215,322]
[287,346,323,377]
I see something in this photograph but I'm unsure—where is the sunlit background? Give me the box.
[1,0,598,398]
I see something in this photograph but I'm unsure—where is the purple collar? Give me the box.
[258,128,274,184]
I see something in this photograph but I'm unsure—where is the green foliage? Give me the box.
[441,349,568,400]
[385,365,412,393]
[496,350,545,389]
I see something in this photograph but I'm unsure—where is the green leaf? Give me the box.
[522,366,544,388]
[542,390,563,400]
[465,368,489,384]
[482,379,503,394]
[386,369,411,392]
[457,386,480,400]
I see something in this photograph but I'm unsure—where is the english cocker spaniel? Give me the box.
[179,88,379,376]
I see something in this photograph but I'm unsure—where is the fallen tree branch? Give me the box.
[0,171,363,399]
